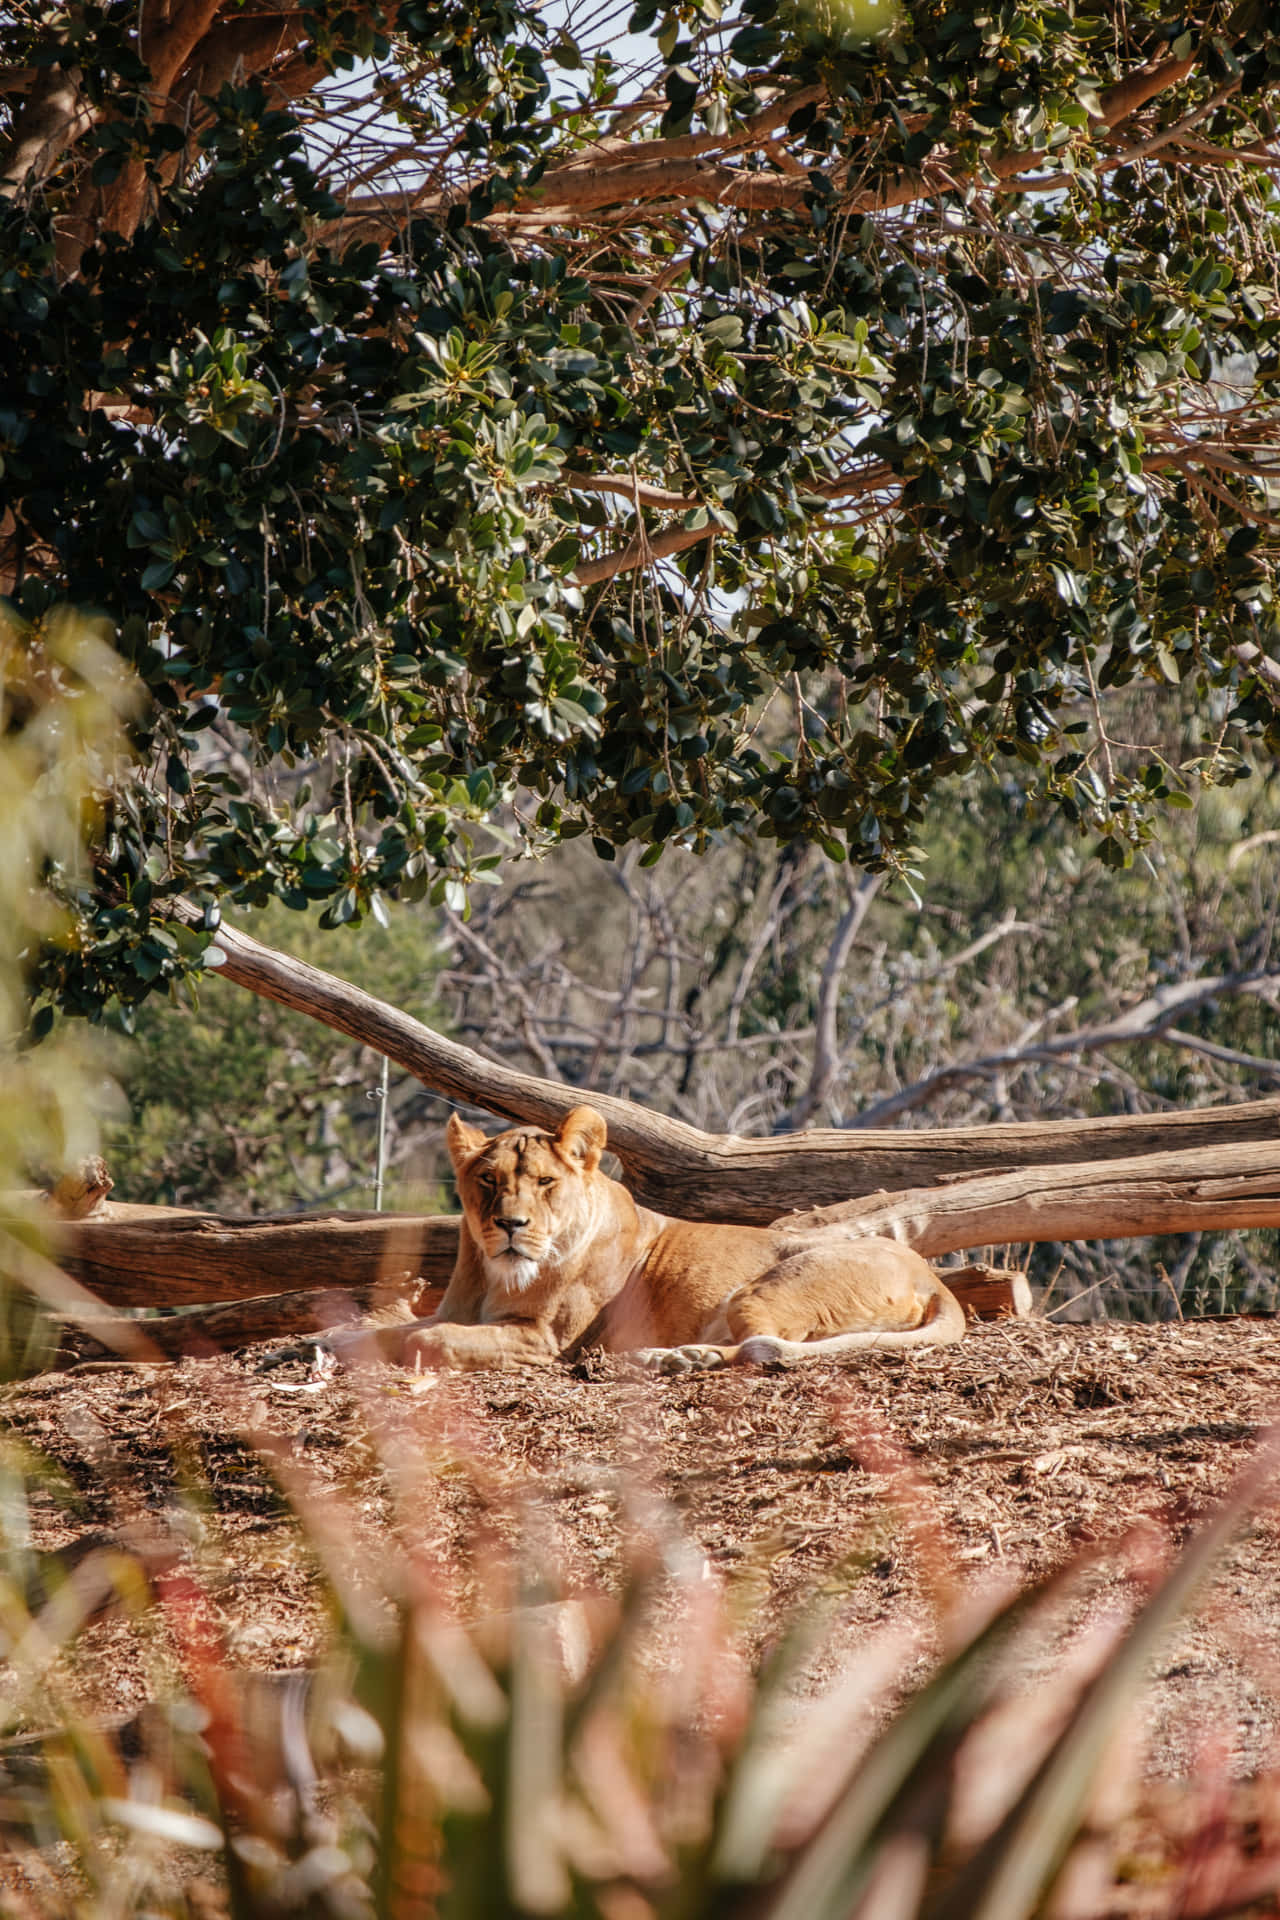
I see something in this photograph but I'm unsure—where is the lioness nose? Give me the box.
[497,1214,529,1233]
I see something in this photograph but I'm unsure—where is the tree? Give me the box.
[2,0,1279,1018]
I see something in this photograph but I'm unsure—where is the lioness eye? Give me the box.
[538,1176,556,1189]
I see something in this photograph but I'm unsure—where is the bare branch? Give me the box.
[786,872,881,1130]
[1162,1029,1280,1082]
[846,970,1280,1128]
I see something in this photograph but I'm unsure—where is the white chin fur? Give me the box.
[486,1253,542,1293]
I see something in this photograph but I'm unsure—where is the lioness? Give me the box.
[397,1106,964,1373]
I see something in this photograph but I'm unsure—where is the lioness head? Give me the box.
[446,1106,608,1290]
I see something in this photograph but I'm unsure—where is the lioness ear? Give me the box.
[446,1112,488,1169]
[555,1105,606,1173]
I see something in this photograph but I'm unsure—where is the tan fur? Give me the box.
[398,1108,965,1374]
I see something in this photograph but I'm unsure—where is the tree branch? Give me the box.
[335,48,1207,244]
[573,518,715,588]
[560,468,696,513]
[182,912,1280,1221]
[786,871,881,1131]
[0,61,94,199]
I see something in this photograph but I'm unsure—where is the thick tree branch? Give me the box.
[560,469,696,513]
[0,62,94,198]
[779,1138,1280,1256]
[182,914,1280,1221]
[83,2,314,255]
[574,518,717,587]
[1095,54,1200,128]
[140,0,225,99]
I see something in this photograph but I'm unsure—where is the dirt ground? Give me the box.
[6,1313,1280,1788]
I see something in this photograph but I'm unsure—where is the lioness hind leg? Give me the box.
[723,1242,966,1358]
[627,1344,732,1375]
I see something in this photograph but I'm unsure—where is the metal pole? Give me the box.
[370,1055,390,1211]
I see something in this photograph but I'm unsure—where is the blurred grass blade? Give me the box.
[929,1437,1280,1920]
[710,1616,917,1888]
[506,1583,571,1914]
[99,1797,224,1848]
[759,1593,1031,1920]
[702,1527,898,1885]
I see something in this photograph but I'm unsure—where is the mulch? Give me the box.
[4,1315,1280,1780]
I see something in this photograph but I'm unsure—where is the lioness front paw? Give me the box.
[402,1326,457,1372]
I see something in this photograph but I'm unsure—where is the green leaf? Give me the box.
[704,314,744,348]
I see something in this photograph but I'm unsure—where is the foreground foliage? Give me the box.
[0,609,139,1373]
[3,1362,1280,1920]
[2,5,1280,1012]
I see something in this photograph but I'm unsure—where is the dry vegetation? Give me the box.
[6,1317,1280,1914]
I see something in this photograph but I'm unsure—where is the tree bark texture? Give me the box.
[777,1139,1280,1257]
[940,1266,1033,1322]
[197,918,1280,1222]
[63,1280,433,1360]
[54,1201,455,1307]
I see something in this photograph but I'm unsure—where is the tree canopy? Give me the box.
[2,0,1279,1020]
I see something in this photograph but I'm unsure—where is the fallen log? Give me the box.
[189,916,1280,1222]
[54,1202,457,1307]
[940,1265,1033,1321]
[62,1268,1025,1359]
[779,1137,1280,1257]
[52,1203,1027,1325]
[62,1280,447,1359]
[50,1136,1280,1325]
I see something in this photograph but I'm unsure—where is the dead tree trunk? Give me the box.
[778,1138,1280,1256]
[54,1201,457,1306]
[192,918,1280,1222]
